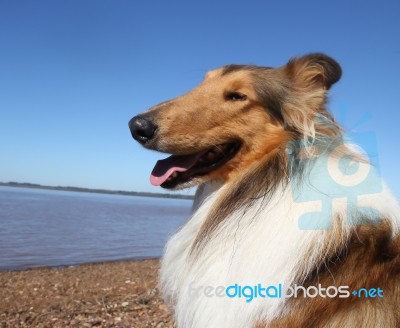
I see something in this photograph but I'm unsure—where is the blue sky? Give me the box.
[0,0,399,197]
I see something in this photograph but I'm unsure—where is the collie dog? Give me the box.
[129,53,400,327]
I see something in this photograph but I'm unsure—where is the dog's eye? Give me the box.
[225,91,247,101]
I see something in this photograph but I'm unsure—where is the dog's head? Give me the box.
[129,53,341,189]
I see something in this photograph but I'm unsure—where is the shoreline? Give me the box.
[0,256,162,273]
[0,259,173,327]
[0,182,194,200]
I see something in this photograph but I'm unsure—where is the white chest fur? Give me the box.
[160,179,399,328]
[160,181,321,328]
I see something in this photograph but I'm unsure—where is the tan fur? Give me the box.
[147,68,291,185]
[254,221,400,327]
[140,55,344,250]
[132,53,399,327]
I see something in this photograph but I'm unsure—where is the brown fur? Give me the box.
[254,221,400,327]
[132,53,399,326]
[139,53,343,249]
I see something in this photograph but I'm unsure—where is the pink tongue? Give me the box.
[150,153,204,186]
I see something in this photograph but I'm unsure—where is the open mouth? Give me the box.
[150,141,241,189]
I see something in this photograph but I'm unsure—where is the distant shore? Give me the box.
[0,259,173,328]
[0,181,194,200]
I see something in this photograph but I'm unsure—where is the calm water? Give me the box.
[0,186,192,270]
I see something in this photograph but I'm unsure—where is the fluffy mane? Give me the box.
[130,53,400,328]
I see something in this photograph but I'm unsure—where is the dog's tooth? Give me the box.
[172,172,178,178]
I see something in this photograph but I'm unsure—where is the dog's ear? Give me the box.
[285,53,342,90]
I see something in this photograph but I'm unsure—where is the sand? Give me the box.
[0,259,174,328]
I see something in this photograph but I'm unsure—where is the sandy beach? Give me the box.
[0,259,173,328]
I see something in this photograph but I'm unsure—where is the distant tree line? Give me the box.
[0,182,194,200]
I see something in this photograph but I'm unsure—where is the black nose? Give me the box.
[129,115,158,143]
